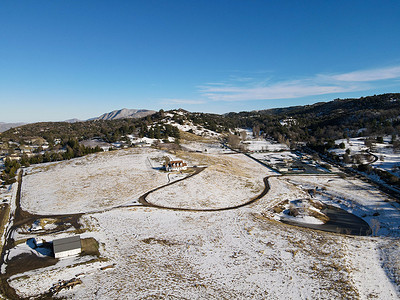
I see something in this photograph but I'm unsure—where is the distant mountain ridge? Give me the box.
[89,108,156,121]
[0,122,25,133]
[64,118,82,123]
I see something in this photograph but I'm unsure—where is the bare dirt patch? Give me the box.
[4,252,58,278]
[80,237,100,257]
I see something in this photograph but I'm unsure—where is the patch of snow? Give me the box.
[280,214,324,225]
[9,148,400,299]
[147,154,268,209]
[284,175,400,237]
[21,148,174,214]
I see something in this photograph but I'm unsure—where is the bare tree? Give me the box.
[240,131,247,140]
[227,134,240,149]
[252,125,260,138]
[364,138,375,151]
[371,219,380,236]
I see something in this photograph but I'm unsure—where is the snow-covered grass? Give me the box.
[21,148,174,214]
[7,145,400,299]
[9,206,399,299]
[331,137,400,175]
[181,140,234,155]
[331,137,369,155]
[165,118,221,138]
[243,139,289,152]
[236,128,289,152]
[8,252,106,297]
[147,154,268,209]
[371,144,400,175]
[250,151,298,164]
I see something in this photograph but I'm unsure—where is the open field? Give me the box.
[8,206,399,299]
[20,148,173,214]
[147,153,270,209]
[2,144,400,299]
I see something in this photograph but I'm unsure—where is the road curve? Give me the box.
[138,169,271,212]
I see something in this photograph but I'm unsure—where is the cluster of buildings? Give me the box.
[0,138,51,162]
[165,160,187,172]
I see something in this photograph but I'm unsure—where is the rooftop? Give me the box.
[53,236,81,253]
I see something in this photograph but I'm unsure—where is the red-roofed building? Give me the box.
[165,160,187,172]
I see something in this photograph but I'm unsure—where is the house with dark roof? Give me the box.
[53,236,82,258]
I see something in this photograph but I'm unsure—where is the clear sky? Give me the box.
[1,0,400,123]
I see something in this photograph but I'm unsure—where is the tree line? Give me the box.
[1,139,103,185]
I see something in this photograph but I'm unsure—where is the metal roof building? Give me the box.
[53,236,82,259]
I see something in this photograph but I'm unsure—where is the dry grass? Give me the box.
[80,237,100,257]
[37,218,57,228]
[308,209,330,223]
[0,204,11,245]
[272,200,289,214]
[174,150,257,179]
[142,237,178,246]
[29,161,63,174]
[180,131,218,143]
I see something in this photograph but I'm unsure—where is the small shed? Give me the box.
[53,236,82,259]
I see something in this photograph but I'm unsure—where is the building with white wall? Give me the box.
[53,236,82,259]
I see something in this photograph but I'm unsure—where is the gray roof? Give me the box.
[53,235,81,253]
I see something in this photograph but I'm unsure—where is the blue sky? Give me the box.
[1,1,400,122]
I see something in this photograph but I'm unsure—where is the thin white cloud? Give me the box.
[200,65,400,102]
[164,98,206,105]
[330,66,400,82]
[201,82,359,101]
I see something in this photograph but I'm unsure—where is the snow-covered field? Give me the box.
[147,154,269,209]
[331,137,369,155]
[181,141,234,154]
[371,144,400,175]
[331,137,400,175]
[243,139,289,152]
[9,204,399,299]
[5,144,400,299]
[21,148,172,214]
[250,151,298,164]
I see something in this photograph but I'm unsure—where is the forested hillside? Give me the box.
[1,93,399,146]
[223,93,400,144]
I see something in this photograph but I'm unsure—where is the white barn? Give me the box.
[53,236,82,259]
